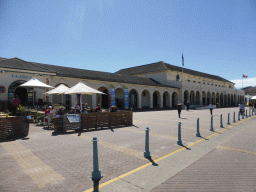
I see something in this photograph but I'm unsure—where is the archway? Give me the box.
[98,87,109,109]
[190,91,195,105]
[234,95,236,106]
[231,94,234,106]
[220,93,223,106]
[8,80,30,106]
[228,94,230,106]
[207,92,211,105]
[224,95,227,106]
[129,89,138,109]
[211,92,215,104]
[172,92,178,108]
[163,91,170,108]
[196,91,200,105]
[184,90,189,105]
[153,91,161,108]
[115,88,124,109]
[202,91,206,105]
[142,90,150,108]
[216,93,220,106]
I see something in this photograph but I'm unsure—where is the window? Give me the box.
[207,83,209,85]
[215,84,217,86]
[219,85,220,87]
[203,82,205,84]
[176,75,180,81]
[142,91,146,96]
[193,81,196,83]
[187,80,190,82]
[229,85,231,88]
[211,84,213,86]
[198,81,201,83]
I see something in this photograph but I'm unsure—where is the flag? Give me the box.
[182,54,184,66]
[243,74,248,78]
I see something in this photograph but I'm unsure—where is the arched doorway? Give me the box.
[153,91,161,108]
[172,92,178,108]
[220,93,223,106]
[211,92,215,104]
[8,80,31,106]
[224,95,227,106]
[142,90,150,108]
[196,91,200,105]
[234,95,236,106]
[216,93,220,106]
[163,91,170,108]
[129,89,138,109]
[231,94,234,106]
[207,92,211,105]
[202,91,206,105]
[190,91,195,105]
[115,88,124,109]
[98,87,109,109]
[184,90,189,105]
[228,94,230,106]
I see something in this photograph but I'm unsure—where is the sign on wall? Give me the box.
[123,85,129,109]
[110,84,116,107]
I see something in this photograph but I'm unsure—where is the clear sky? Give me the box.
[1,0,255,88]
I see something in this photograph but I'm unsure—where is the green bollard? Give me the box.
[227,113,230,125]
[220,114,223,128]
[246,109,248,118]
[91,137,102,181]
[196,118,201,137]
[238,111,240,121]
[210,115,213,131]
[233,112,236,123]
[177,122,182,146]
[144,127,150,158]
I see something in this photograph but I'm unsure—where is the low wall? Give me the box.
[53,111,133,132]
[0,116,29,141]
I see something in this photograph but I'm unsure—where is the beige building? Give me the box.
[0,57,244,111]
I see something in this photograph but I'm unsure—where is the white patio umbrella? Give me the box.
[65,82,105,111]
[19,78,54,105]
[251,95,256,100]
[43,84,70,106]
[43,84,69,95]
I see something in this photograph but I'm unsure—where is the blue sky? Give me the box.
[1,0,256,88]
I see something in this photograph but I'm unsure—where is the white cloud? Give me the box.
[231,77,256,89]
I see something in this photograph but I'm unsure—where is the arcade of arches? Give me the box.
[7,80,245,109]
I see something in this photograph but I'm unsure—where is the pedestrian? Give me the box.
[13,95,20,115]
[177,103,182,118]
[186,101,190,111]
[239,103,244,115]
[209,103,213,115]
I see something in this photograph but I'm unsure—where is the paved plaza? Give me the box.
[0,107,256,192]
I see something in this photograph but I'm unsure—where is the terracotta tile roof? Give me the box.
[116,61,232,83]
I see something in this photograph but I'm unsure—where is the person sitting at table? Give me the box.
[82,103,91,113]
[73,102,80,114]
[94,104,101,113]
[110,106,118,112]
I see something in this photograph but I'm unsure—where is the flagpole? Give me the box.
[181,54,184,105]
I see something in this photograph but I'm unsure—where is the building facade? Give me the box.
[0,58,244,111]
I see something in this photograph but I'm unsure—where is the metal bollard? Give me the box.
[246,109,248,118]
[249,109,251,117]
[227,113,230,125]
[233,112,236,123]
[144,127,151,158]
[91,137,102,181]
[210,115,213,131]
[196,118,201,137]
[238,111,240,121]
[220,114,223,128]
[177,122,182,145]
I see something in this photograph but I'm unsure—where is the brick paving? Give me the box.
[151,117,256,192]
[0,107,255,192]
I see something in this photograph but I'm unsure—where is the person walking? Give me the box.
[177,103,182,118]
[209,103,213,115]
[239,103,244,115]
[186,101,190,111]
